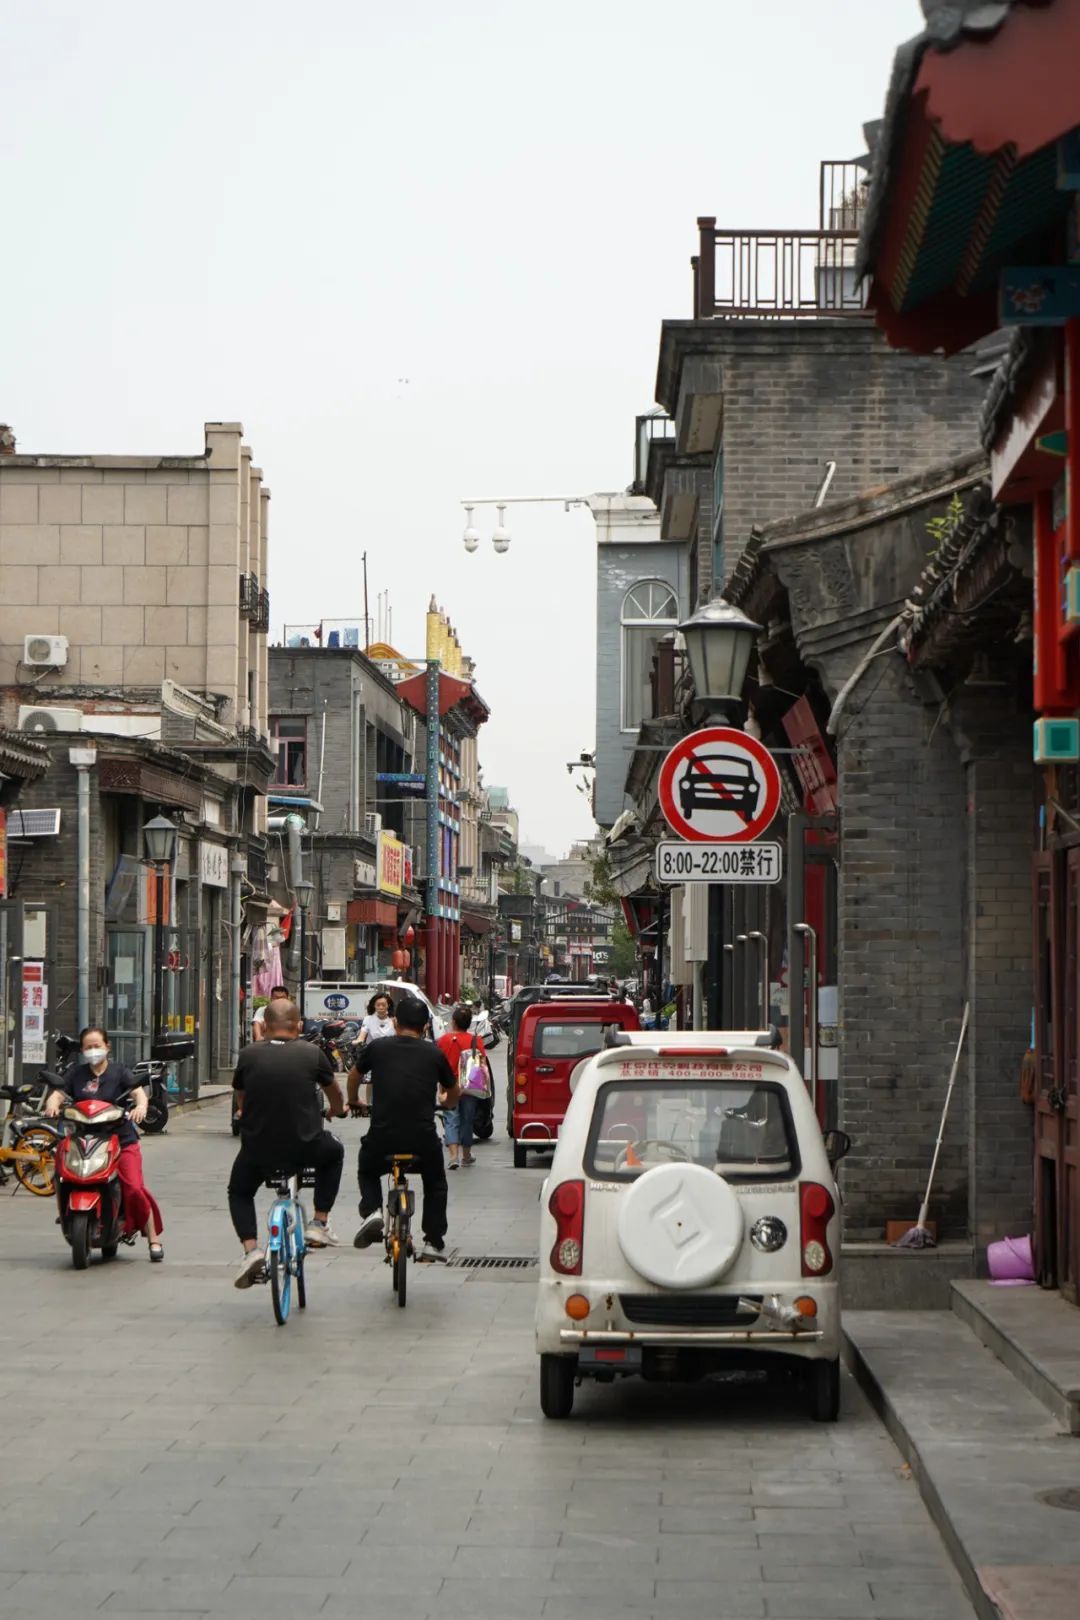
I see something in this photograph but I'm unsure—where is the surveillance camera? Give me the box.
[566,762,573,775]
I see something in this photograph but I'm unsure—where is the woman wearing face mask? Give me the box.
[44,1026,165,1261]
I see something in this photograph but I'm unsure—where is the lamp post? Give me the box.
[678,600,761,1031]
[142,814,178,1043]
[294,879,314,1018]
[678,599,761,722]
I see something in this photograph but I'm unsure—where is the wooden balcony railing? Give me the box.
[692,219,867,321]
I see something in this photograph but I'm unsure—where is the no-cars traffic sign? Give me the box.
[657,726,781,844]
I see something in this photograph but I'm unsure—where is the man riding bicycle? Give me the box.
[229,999,347,1288]
[347,994,460,1257]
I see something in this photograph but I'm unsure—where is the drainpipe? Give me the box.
[68,744,98,1031]
[314,703,327,831]
[280,813,306,979]
[228,856,243,1065]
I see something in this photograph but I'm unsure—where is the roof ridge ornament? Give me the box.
[920,2,1015,47]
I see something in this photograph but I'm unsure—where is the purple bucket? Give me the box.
[987,1233,1035,1284]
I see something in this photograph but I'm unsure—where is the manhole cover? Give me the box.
[1036,1487,1080,1512]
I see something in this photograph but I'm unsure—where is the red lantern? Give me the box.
[391,949,406,970]
[402,949,411,968]
[403,925,415,945]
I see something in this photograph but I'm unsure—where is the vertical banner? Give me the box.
[21,960,47,1065]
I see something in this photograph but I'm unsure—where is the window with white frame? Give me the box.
[621,580,679,731]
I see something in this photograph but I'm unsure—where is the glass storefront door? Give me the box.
[105,928,149,1069]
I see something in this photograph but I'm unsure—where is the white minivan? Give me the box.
[535,1030,849,1422]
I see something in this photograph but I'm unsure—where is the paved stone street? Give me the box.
[0,1096,975,1620]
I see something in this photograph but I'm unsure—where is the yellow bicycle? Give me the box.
[0,1082,59,1197]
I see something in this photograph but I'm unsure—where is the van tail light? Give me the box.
[548,1180,585,1275]
[800,1181,835,1277]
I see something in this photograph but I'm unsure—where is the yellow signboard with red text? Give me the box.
[377,831,404,898]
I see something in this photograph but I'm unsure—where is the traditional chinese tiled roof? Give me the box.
[0,728,50,781]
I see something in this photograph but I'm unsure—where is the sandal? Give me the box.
[149,1243,164,1263]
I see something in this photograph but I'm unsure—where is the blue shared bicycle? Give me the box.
[261,1167,314,1325]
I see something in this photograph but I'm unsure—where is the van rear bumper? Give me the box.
[514,1120,560,1147]
[559,1327,823,1347]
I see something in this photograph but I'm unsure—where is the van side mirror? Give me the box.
[823,1129,851,1165]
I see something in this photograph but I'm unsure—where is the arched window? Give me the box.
[621,580,678,731]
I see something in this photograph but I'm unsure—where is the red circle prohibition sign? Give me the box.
[657,726,782,844]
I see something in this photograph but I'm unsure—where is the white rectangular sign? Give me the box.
[199,840,229,888]
[656,841,783,884]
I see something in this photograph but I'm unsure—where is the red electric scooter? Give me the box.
[53,1086,135,1270]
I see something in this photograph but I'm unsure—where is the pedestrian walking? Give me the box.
[437,1005,489,1169]
[357,991,396,1047]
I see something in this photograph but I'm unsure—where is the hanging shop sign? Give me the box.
[657,726,782,844]
[354,858,377,889]
[376,831,404,897]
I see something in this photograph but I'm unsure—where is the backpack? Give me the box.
[457,1031,490,1097]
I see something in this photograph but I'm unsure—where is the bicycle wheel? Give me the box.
[394,1221,408,1309]
[270,1245,291,1324]
[296,1249,307,1309]
[12,1127,56,1196]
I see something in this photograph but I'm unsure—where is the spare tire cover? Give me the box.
[616,1162,743,1290]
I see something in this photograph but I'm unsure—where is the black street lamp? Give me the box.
[679,599,761,719]
[142,814,178,1044]
[294,879,314,1018]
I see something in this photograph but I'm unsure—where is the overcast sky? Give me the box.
[3,0,922,856]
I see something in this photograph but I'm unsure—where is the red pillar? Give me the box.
[422,920,436,1002]
[438,916,449,1005]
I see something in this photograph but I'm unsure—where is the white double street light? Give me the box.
[460,495,590,554]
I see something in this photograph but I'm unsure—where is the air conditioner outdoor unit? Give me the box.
[6,808,61,838]
[23,634,69,669]
[17,706,82,733]
[365,812,383,835]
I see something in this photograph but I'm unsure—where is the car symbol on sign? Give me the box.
[678,753,760,823]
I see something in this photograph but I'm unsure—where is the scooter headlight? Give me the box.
[71,1139,111,1177]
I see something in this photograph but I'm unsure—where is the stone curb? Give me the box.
[841,1325,1001,1620]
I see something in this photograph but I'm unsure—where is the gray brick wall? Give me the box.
[764,467,1034,1246]
[835,659,969,1240]
[950,694,1034,1247]
[674,325,988,597]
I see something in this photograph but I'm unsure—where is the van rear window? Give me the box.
[536,1022,606,1059]
[586,1078,799,1182]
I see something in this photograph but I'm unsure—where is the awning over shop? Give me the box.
[461,911,493,936]
[347,898,397,927]
[858,0,1079,354]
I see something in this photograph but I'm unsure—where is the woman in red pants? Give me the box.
[44,1025,165,1260]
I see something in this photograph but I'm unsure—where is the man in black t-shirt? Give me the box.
[229,999,347,1288]
[347,994,460,1256]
